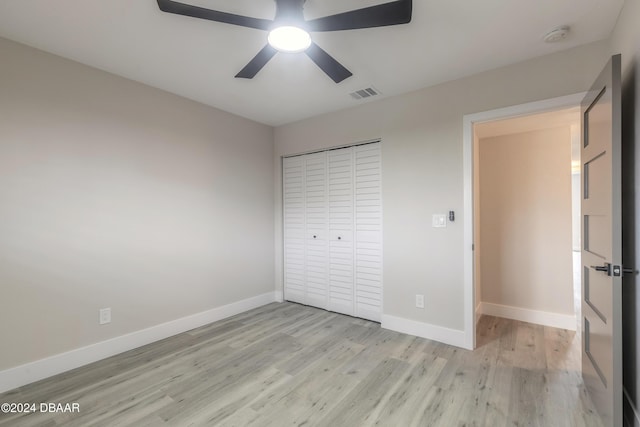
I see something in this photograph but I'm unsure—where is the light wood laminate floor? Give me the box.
[0,302,602,426]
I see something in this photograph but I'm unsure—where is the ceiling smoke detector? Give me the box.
[543,26,570,43]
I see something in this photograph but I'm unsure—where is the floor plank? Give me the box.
[0,303,603,426]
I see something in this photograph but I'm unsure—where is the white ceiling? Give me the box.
[0,0,623,126]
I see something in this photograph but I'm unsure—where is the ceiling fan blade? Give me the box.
[235,45,279,79]
[305,43,352,83]
[157,0,273,31]
[306,0,412,32]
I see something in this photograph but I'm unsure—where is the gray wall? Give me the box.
[0,38,275,371]
[274,41,609,333]
[610,0,640,424]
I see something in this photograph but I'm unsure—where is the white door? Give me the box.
[581,54,623,427]
[327,147,355,315]
[303,152,328,309]
[354,143,383,321]
[283,156,306,304]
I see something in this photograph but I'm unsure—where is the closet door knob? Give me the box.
[313,235,317,239]
[338,236,342,240]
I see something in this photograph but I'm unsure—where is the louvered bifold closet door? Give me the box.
[327,147,355,315]
[303,153,328,309]
[283,156,306,304]
[283,143,382,321]
[354,143,382,321]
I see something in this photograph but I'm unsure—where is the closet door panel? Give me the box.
[283,156,306,304]
[304,153,328,308]
[354,143,382,321]
[327,148,354,315]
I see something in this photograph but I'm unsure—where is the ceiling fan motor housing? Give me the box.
[274,0,306,26]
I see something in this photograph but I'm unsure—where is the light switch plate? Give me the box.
[432,214,447,228]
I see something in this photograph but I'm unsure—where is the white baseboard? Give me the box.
[477,302,576,331]
[381,315,468,349]
[274,290,284,303]
[625,387,640,427]
[0,291,278,394]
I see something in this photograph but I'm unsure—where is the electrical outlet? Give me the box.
[99,308,111,325]
[415,294,425,309]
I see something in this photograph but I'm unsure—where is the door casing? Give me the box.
[462,92,587,350]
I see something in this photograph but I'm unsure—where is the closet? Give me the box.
[283,142,382,322]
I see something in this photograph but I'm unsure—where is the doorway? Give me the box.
[462,93,586,349]
[474,108,581,332]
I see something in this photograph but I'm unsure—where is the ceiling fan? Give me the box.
[157,0,412,83]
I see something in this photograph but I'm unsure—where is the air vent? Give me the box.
[349,87,381,100]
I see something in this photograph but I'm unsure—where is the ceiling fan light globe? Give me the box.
[268,26,311,53]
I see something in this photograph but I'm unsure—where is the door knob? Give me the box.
[591,263,637,277]
[313,235,317,239]
[591,263,611,276]
[338,236,342,240]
